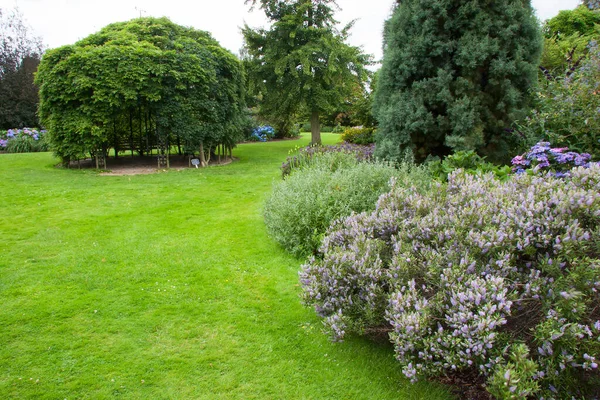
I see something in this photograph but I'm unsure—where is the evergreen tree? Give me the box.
[373,0,542,163]
[243,0,370,144]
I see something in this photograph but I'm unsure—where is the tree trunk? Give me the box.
[199,142,207,167]
[310,110,321,145]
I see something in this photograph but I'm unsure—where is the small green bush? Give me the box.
[341,127,375,145]
[320,125,334,133]
[332,124,345,134]
[265,152,429,257]
[428,150,511,182]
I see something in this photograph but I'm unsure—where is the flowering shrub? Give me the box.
[512,142,596,176]
[341,127,375,145]
[0,128,49,153]
[281,143,375,177]
[301,166,600,399]
[249,125,276,142]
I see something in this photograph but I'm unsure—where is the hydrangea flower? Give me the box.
[251,125,276,142]
[512,142,596,175]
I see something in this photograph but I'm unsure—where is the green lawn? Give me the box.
[0,133,452,399]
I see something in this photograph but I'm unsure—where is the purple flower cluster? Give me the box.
[301,166,600,398]
[1,128,47,148]
[281,143,375,177]
[512,142,595,176]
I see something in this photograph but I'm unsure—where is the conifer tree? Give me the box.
[243,0,370,144]
[373,0,542,163]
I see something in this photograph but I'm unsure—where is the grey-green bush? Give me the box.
[264,152,430,257]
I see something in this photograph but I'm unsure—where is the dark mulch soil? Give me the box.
[65,154,234,175]
[436,370,493,400]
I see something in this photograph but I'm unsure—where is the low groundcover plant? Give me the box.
[301,165,600,399]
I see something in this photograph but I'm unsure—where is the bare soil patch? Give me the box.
[66,154,234,175]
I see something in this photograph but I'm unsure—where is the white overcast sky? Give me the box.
[0,0,583,63]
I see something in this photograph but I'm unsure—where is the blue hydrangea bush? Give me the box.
[301,166,600,399]
[249,125,275,142]
[0,128,48,153]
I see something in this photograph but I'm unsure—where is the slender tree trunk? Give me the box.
[113,118,119,159]
[199,142,207,167]
[310,110,321,145]
[129,110,134,157]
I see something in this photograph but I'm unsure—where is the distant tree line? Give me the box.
[0,7,44,129]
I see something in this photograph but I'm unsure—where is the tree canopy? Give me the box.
[243,0,370,144]
[36,17,246,166]
[373,0,542,163]
[541,5,600,75]
[0,7,44,129]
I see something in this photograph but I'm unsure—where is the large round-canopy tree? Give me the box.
[35,17,246,167]
[373,0,542,163]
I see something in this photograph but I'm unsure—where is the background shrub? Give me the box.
[265,152,429,257]
[332,124,345,134]
[247,125,276,142]
[516,43,600,158]
[301,166,600,399]
[341,127,375,145]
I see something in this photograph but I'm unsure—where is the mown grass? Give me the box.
[0,133,453,399]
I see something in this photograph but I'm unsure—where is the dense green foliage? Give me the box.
[243,0,370,144]
[516,45,600,157]
[373,0,542,163]
[302,167,600,399]
[265,151,418,257]
[541,6,600,75]
[0,7,43,129]
[36,17,246,165]
[428,150,511,182]
[0,133,452,399]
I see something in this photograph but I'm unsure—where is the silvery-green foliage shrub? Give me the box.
[301,165,600,399]
[264,151,430,257]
